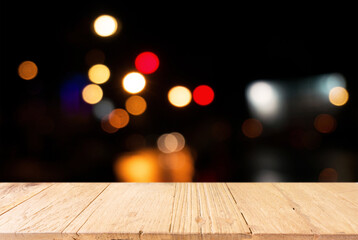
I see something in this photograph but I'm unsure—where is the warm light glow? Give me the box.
[314,114,336,133]
[157,132,185,153]
[93,15,118,37]
[122,72,146,94]
[114,149,161,182]
[319,168,338,182]
[168,86,192,107]
[246,81,280,120]
[88,64,110,84]
[242,118,263,138]
[193,85,214,106]
[329,86,349,106]
[125,95,147,116]
[101,115,119,134]
[114,148,194,182]
[135,51,160,74]
[18,61,38,80]
[109,108,130,129]
[82,84,103,104]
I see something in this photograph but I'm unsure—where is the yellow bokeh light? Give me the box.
[82,84,103,104]
[109,108,130,129]
[122,72,146,94]
[93,15,118,37]
[329,86,349,106]
[168,86,192,107]
[18,61,38,80]
[114,149,161,182]
[88,64,110,84]
[125,95,147,115]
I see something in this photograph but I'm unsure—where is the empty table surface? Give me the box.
[0,182,357,240]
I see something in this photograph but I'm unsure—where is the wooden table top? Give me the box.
[0,182,357,240]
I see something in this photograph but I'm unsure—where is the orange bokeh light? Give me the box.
[242,118,263,138]
[18,61,38,80]
[109,108,130,129]
[314,114,336,134]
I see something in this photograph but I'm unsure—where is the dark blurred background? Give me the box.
[0,2,357,182]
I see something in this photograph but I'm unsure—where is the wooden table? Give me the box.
[0,183,357,240]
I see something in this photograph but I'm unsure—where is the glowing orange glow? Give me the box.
[88,64,110,84]
[109,108,130,128]
[242,118,263,138]
[18,61,38,80]
[82,84,103,104]
[314,114,336,134]
[114,149,161,182]
[160,147,194,182]
[122,72,146,94]
[125,95,147,116]
[101,116,119,134]
[114,148,194,182]
[329,87,349,106]
[93,15,118,37]
[168,86,192,107]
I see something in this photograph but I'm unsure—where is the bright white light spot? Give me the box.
[246,81,280,120]
[93,15,118,37]
[122,72,146,94]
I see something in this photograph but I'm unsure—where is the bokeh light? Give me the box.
[114,148,194,182]
[246,81,280,120]
[242,118,263,138]
[101,115,119,134]
[109,108,130,129]
[82,84,103,104]
[122,72,146,94]
[193,85,214,106]
[157,132,185,153]
[316,73,346,97]
[93,98,114,120]
[125,95,147,116]
[314,114,336,134]
[135,51,160,74]
[114,149,161,182]
[329,86,349,106]
[319,168,338,182]
[93,15,118,37]
[18,61,38,80]
[168,86,192,107]
[88,64,110,84]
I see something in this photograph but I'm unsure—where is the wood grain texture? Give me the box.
[0,183,52,216]
[0,182,357,240]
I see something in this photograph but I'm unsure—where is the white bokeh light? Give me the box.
[246,81,281,121]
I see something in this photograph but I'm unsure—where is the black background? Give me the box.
[1,2,357,181]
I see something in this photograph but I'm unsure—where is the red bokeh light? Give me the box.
[193,85,215,106]
[135,52,159,74]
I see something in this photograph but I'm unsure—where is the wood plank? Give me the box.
[273,183,358,240]
[227,183,314,240]
[0,183,357,240]
[170,183,251,239]
[0,183,52,216]
[0,183,109,240]
[64,183,175,240]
